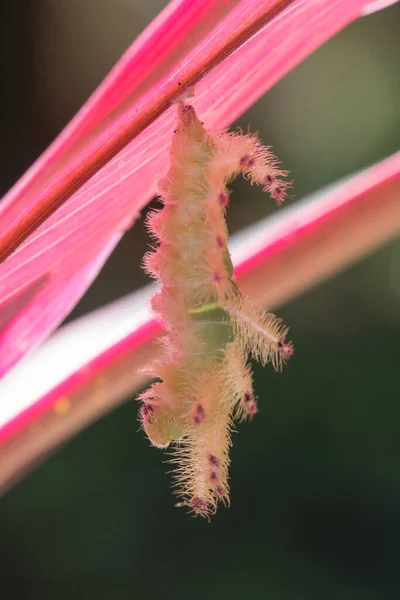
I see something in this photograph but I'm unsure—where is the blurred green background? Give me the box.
[1,1,400,598]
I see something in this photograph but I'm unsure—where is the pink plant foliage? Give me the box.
[0,151,399,493]
[0,0,385,378]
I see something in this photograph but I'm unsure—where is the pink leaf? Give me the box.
[0,0,382,377]
[0,152,399,492]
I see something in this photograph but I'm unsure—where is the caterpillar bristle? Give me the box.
[225,296,293,372]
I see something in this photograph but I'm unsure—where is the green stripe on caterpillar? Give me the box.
[138,102,293,518]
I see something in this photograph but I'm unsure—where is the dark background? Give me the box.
[1,1,400,598]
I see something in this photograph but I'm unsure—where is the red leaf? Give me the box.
[0,0,377,377]
[0,152,399,492]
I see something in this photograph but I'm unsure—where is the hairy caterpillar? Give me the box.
[138,102,293,518]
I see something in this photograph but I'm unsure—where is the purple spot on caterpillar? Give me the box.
[141,404,155,424]
[209,470,218,483]
[247,403,258,418]
[242,392,258,421]
[213,272,222,283]
[216,234,224,248]
[142,404,154,416]
[278,340,294,360]
[208,454,219,467]
[194,404,205,425]
[240,154,255,168]
[269,184,285,206]
[218,192,229,207]
[191,497,208,512]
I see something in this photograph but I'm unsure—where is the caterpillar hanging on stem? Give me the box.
[138,101,293,519]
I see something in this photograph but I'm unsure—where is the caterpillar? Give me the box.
[138,102,293,518]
